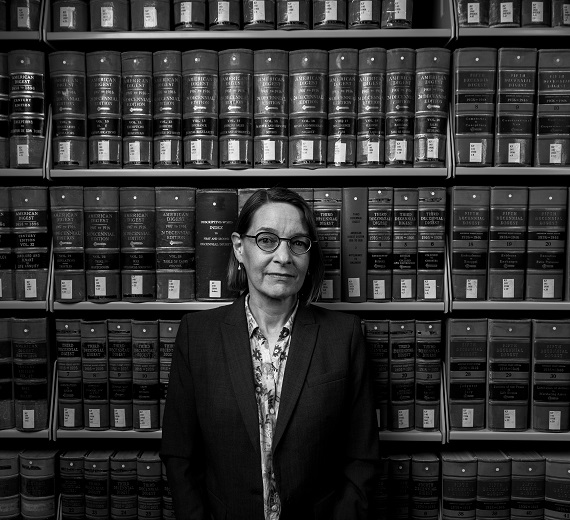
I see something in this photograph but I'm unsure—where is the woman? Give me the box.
[160,187,379,520]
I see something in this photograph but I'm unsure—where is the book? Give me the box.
[0,186,14,300]
[59,450,88,520]
[120,187,156,302]
[410,453,440,519]
[473,450,511,518]
[525,186,567,300]
[50,186,86,303]
[447,318,488,430]
[494,47,538,167]
[110,450,138,520]
[541,451,570,520]
[162,460,174,520]
[195,188,238,301]
[137,451,162,520]
[19,450,58,520]
[381,0,413,28]
[417,187,446,302]
[313,188,342,302]
[457,0,490,26]
[0,53,8,168]
[488,186,528,300]
[107,319,132,431]
[531,319,570,432]
[551,0,570,25]
[450,186,490,300]
[84,187,121,302]
[0,450,20,518]
[487,319,532,431]
[534,49,570,167]
[453,48,497,167]
[489,0,522,26]
[503,450,545,519]
[521,0,550,25]
[387,453,411,519]
[366,187,393,301]
[0,318,12,430]
[55,318,83,430]
[341,186,367,302]
[391,187,418,301]
[374,456,389,519]
[441,451,477,520]
[159,320,179,428]
[84,449,113,519]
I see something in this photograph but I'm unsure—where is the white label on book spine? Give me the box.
[190,139,202,161]
[17,7,30,27]
[139,410,152,428]
[469,142,482,163]
[462,408,474,428]
[542,278,555,298]
[252,0,265,20]
[60,7,76,27]
[101,6,114,26]
[25,279,37,299]
[397,409,409,429]
[59,142,71,162]
[395,140,407,161]
[64,408,75,428]
[160,141,172,162]
[325,0,337,20]
[467,3,480,23]
[550,143,562,164]
[502,278,514,298]
[98,140,110,161]
[94,276,107,296]
[131,275,143,295]
[321,279,333,299]
[23,410,34,429]
[334,141,346,163]
[508,142,521,163]
[301,140,313,160]
[500,2,513,22]
[565,5,570,23]
[209,280,221,298]
[263,140,275,161]
[89,408,101,428]
[348,278,361,298]
[218,1,230,21]
[180,2,192,21]
[129,142,141,163]
[114,408,126,428]
[367,140,379,162]
[17,145,29,165]
[504,409,516,428]
[168,279,180,299]
[400,279,412,299]
[422,409,435,429]
[466,279,478,299]
[61,280,73,300]
[423,279,436,300]
[144,6,158,27]
[228,140,240,161]
[360,1,372,20]
[549,410,561,430]
[427,138,438,159]
[394,0,406,18]
[287,1,299,20]
[532,2,544,22]
[373,279,385,299]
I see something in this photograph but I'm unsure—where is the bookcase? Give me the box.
[2,0,570,518]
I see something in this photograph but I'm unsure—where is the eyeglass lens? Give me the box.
[256,232,311,254]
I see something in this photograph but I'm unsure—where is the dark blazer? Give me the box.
[160,294,379,520]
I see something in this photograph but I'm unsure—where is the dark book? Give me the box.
[447,318,488,430]
[0,318,13,430]
[410,453,440,519]
[59,449,88,520]
[503,450,545,519]
[50,186,86,303]
[366,187,393,301]
[525,186,567,300]
[489,0,522,26]
[450,186,490,301]
[159,320,179,428]
[19,450,58,520]
[110,450,139,520]
[487,319,532,431]
[522,0,550,25]
[0,186,14,301]
[381,0,413,28]
[453,48,497,167]
[84,449,113,519]
[441,451,477,520]
[473,450,511,519]
[0,53,8,168]
[387,454,411,519]
[488,186,528,301]
[531,319,570,432]
[374,456,389,519]
[108,319,132,431]
[0,450,20,518]
[457,0,490,26]
[541,451,570,520]
[551,0,570,24]
[137,451,162,520]
[55,318,83,430]
[162,460,174,520]
[534,49,570,167]
[195,188,238,301]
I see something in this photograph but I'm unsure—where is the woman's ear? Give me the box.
[231,232,244,263]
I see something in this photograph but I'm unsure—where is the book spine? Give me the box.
[534,49,570,166]
[385,48,415,166]
[159,320,179,429]
[195,188,238,301]
[411,453,440,519]
[415,320,442,431]
[488,186,528,301]
[19,450,58,520]
[50,186,86,303]
[366,187,393,301]
[451,186,490,300]
[381,0,413,27]
[387,454,411,518]
[84,187,121,302]
[107,319,132,431]
[0,451,19,518]
[59,450,88,520]
[313,188,342,301]
[447,318,488,430]
[0,56,8,168]
[84,450,113,519]
[110,451,138,520]
[0,187,14,300]
[388,319,415,431]
[137,452,162,520]
[414,47,451,167]
[0,318,13,429]
[551,0,570,25]
[155,187,196,302]
[474,451,512,518]
[487,319,532,431]
[489,0,522,26]
[56,319,83,429]
[531,320,570,432]
[120,187,156,302]
[505,451,545,518]
[81,321,109,431]
[543,453,570,520]
[392,187,418,301]
[525,186,567,300]
[522,0,550,25]
[453,48,497,167]
[243,0,275,28]
[457,0,490,26]
[374,457,389,519]
[348,0,380,29]
[417,187,446,302]
[162,461,174,520]
[441,452,478,520]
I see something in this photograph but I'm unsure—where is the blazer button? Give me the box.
[271,505,278,512]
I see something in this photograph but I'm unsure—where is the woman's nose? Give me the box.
[273,240,292,262]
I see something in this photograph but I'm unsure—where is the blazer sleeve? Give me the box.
[332,315,380,520]
[159,314,210,520]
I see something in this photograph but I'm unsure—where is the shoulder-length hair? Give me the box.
[227,187,325,304]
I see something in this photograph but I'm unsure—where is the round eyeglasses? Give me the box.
[242,232,313,255]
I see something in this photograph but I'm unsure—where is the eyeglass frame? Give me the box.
[241,231,315,255]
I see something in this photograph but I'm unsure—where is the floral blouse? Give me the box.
[245,295,299,520]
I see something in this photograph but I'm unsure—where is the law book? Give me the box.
[59,449,88,520]
[374,456,389,520]
[195,188,238,301]
[162,461,174,520]
[473,450,511,519]
[110,450,138,520]
[531,319,570,432]
[341,186,367,302]
[441,451,477,520]
[155,187,196,302]
[84,187,121,303]
[521,0,550,25]
[387,454,411,519]
[453,48,498,167]
[450,186,490,301]
[11,318,49,432]
[10,186,49,301]
[50,186,86,303]
[525,186,567,300]
[410,453,440,519]
[132,320,159,432]
[391,187,418,301]
[385,48,415,167]
[81,320,109,431]
[366,187,393,301]
[84,449,113,520]
[417,187,446,302]
[381,0,413,28]
[137,451,162,520]
[415,320,442,432]
[159,320,179,428]
[107,319,132,431]
[488,186,528,301]
[0,185,14,301]
[494,48,538,167]
[313,188,342,302]
[489,0,522,26]
[56,318,83,430]
[534,49,570,167]
[0,53,8,168]
[447,318,488,430]
[19,450,58,520]
[551,0,570,25]
[541,451,570,520]
[0,450,20,519]
[388,320,415,431]
[457,0,490,26]
[0,318,13,430]
[487,319,532,431]
[503,450,545,519]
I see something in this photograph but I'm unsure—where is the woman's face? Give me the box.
[232,202,311,305]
